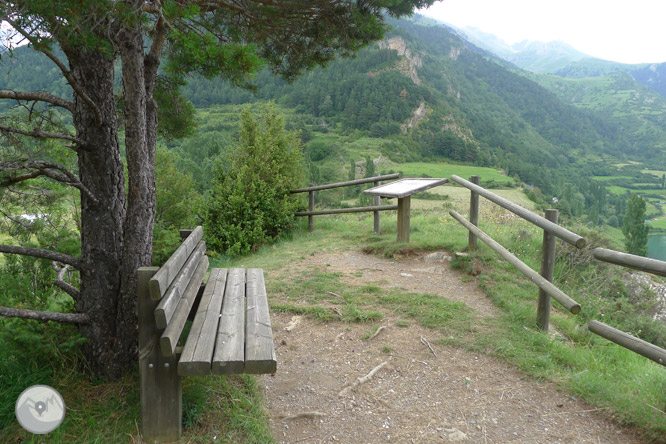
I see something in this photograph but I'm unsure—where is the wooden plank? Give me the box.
[291,173,401,193]
[589,320,666,367]
[593,247,666,277]
[244,268,277,374]
[160,256,209,357]
[295,205,398,217]
[138,267,182,442]
[178,268,228,376]
[149,226,203,300]
[154,241,206,329]
[212,268,246,374]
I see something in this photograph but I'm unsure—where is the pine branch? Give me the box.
[51,262,80,300]
[0,90,74,112]
[0,160,99,205]
[0,122,83,146]
[0,244,81,269]
[0,306,90,324]
[5,19,102,124]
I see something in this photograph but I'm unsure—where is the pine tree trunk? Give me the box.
[65,25,157,377]
[69,47,130,378]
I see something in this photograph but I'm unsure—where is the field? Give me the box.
[380,161,515,185]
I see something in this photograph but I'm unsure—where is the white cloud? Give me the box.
[418,0,666,64]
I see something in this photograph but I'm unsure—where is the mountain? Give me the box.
[4,17,666,191]
[449,25,591,74]
[632,62,666,98]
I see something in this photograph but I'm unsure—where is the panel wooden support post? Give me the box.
[373,176,381,234]
[397,195,411,242]
[468,175,480,251]
[308,184,315,232]
[537,209,558,331]
[138,267,182,443]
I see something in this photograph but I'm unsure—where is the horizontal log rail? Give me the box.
[295,205,398,217]
[292,173,402,234]
[449,210,581,314]
[589,320,666,367]
[450,175,586,249]
[593,247,666,277]
[291,173,401,193]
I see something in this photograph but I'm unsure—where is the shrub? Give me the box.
[205,105,304,256]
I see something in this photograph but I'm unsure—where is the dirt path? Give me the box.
[261,251,645,444]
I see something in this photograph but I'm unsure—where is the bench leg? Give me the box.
[138,267,182,443]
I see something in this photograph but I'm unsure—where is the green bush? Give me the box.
[205,105,305,256]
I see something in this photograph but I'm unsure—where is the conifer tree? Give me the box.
[622,194,649,256]
[0,0,435,378]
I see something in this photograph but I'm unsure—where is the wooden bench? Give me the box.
[137,226,276,443]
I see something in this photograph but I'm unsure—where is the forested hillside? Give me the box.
[4,16,666,227]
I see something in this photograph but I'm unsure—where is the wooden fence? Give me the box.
[291,173,401,233]
[452,174,666,410]
[450,174,584,330]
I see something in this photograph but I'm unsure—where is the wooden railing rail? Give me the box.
[450,175,586,248]
[593,247,666,277]
[589,247,666,413]
[290,173,401,193]
[291,173,401,233]
[589,320,666,367]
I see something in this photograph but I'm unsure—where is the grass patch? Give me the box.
[381,161,514,186]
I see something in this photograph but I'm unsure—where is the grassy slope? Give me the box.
[210,186,666,442]
[2,178,665,442]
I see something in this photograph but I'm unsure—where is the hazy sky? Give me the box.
[418,0,666,64]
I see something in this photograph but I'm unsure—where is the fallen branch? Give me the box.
[279,411,326,421]
[326,291,342,299]
[420,336,437,357]
[0,306,90,324]
[368,325,387,340]
[338,361,388,396]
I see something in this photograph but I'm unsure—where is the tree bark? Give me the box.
[116,18,156,367]
[66,42,129,378]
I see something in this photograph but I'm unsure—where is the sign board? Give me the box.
[363,178,449,199]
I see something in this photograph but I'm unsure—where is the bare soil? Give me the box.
[261,251,646,444]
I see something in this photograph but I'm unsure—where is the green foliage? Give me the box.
[153,146,203,264]
[205,105,304,256]
[622,193,649,256]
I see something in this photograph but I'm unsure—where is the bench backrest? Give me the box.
[149,226,208,357]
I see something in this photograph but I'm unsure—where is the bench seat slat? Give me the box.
[160,256,209,357]
[178,268,228,376]
[155,241,206,329]
[211,268,246,374]
[244,268,277,374]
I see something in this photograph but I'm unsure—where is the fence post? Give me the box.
[308,183,314,232]
[373,174,381,234]
[468,176,480,251]
[537,209,559,331]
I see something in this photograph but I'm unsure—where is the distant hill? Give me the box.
[554,58,638,78]
[4,16,666,192]
[451,26,590,74]
[632,62,666,98]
